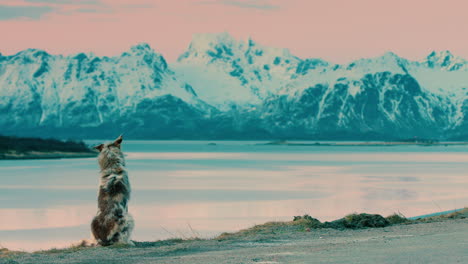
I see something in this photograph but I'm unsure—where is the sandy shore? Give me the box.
[2,210,467,264]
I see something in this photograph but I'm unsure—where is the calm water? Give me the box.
[1,141,468,251]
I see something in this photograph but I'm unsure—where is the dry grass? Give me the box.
[322,213,391,229]
[444,207,468,219]
[34,240,148,254]
[385,213,411,225]
[415,207,468,223]
[0,247,24,258]
[293,215,322,228]
[216,220,306,240]
[2,208,465,258]
[216,211,415,240]
[134,238,204,249]
[34,243,91,255]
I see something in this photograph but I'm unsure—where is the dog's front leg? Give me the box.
[103,175,116,192]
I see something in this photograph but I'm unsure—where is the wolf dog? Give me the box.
[90,135,134,246]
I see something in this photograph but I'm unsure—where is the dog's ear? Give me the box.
[93,144,104,152]
[113,135,123,148]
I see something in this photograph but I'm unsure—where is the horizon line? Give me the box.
[0,33,463,65]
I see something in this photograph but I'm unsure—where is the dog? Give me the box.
[90,135,134,246]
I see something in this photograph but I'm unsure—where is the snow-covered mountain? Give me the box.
[174,32,303,109]
[2,33,468,139]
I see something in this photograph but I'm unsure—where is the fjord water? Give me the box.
[1,141,468,251]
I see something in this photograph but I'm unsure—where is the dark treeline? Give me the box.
[0,135,93,153]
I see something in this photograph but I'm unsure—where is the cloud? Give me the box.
[221,0,279,10]
[199,0,280,10]
[66,3,151,15]
[121,4,154,9]
[0,5,54,20]
[24,0,101,4]
[73,7,105,13]
[22,0,151,15]
[0,0,107,20]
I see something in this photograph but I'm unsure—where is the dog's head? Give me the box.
[94,135,125,169]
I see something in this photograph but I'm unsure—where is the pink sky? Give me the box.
[1,0,468,63]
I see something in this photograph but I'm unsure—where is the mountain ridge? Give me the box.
[2,33,468,140]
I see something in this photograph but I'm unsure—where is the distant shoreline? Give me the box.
[0,151,97,160]
[260,140,468,147]
[0,135,96,160]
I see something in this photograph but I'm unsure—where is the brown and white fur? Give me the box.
[91,135,134,246]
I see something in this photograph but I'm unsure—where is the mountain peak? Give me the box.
[381,51,408,65]
[16,48,49,58]
[191,32,237,45]
[247,37,256,47]
[178,32,240,62]
[381,51,401,59]
[427,50,453,59]
[425,50,466,70]
[178,32,297,64]
[129,43,153,54]
[187,32,238,53]
[346,51,408,74]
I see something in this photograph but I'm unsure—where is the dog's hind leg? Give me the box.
[91,214,114,246]
[114,214,135,246]
[122,214,135,245]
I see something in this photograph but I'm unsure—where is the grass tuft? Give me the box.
[444,208,468,219]
[0,247,24,258]
[386,213,411,225]
[35,243,90,255]
[323,213,390,229]
[216,221,305,240]
[415,207,468,223]
[293,215,323,228]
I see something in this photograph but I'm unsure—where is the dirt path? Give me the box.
[3,218,467,264]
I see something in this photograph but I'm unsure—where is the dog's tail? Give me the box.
[73,238,98,248]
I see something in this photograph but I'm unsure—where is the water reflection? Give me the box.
[1,142,468,251]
